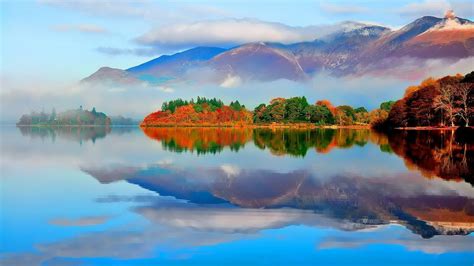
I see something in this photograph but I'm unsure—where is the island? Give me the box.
[17,106,111,126]
[140,97,253,127]
[140,96,394,128]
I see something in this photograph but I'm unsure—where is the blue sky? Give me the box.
[2,0,473,81]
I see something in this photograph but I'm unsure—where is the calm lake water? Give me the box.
[1,126,473,265]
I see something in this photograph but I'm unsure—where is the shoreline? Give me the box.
[16,124,112,128]
[139,123,372,129]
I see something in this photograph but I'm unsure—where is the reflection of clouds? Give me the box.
[1,220,251,265]
[318,225,474,254]
[4,197,472,266]
[0,200,368,266]
[220,164,240,177]
[136,202,370,233]
[49,216,110,227]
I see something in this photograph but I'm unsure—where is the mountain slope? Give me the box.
[127,46,226,75]
[208,42,307,81]
[81,67,140,85]
[82,13,474,85]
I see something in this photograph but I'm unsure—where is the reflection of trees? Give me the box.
[17,126,111,144]
[253,128,370,156]
[387,130,473,185]
[142,127,253,155]
[142,127,375,156]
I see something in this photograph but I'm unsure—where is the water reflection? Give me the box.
[387,130,474,185]
[141,127,473,184]
[143,127,377,156]
[253,128,372,156]
[3,127,473,265]
[142,127,252,154]
[83,163,474,239]
[17,125,135,144]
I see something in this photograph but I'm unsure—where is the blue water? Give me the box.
[0,126,473,266]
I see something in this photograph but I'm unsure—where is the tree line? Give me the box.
[145,95,396,127]
[380,72,473,129]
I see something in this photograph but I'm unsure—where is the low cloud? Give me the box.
[156,86,174,93]
[52,24,108,34]
[135,19,376,49]
[220,75,242,88]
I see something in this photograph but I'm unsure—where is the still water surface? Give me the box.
[1,126,473,265]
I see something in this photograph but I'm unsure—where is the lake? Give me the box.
[1,126,473,265]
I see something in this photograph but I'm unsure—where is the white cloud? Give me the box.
[135,19,376,49]
[52,23,108,34]
[220,75,242,88]
[156,86,174,93]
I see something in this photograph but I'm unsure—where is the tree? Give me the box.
[434,85,456,127]
[455,83,473,127]
[304,105,334,124]
[316,100,336,115]
[269,98,286,122]
[380,101,395,112]
[285,97,308,122]
[230,100,243,111]
[50,107,57,122]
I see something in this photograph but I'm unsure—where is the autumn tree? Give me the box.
[455,83,473,127]
[433,85,456,127]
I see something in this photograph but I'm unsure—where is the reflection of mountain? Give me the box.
[83,163,474,239]
[17,126,136,144]
[387,130,474,185]
[142,127,252,154]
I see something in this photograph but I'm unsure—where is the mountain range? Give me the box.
[82,13,474,86]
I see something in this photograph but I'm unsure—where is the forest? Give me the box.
[17,106,111,126]
[141,97,253,126]
[141,96,395,127]
[382,72,473,128]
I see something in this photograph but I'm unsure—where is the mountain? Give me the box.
[82,13,474,85]
[209,42,307,81]
[127,46,226,81]
[81,67,140,85]
[360,15,474,62]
